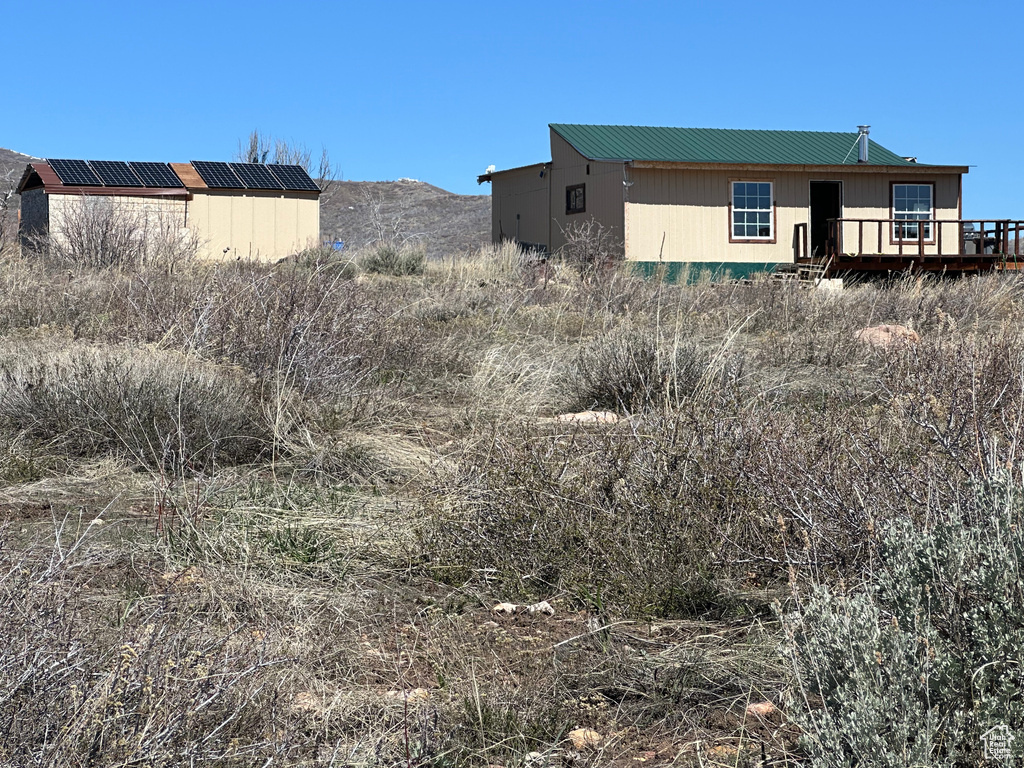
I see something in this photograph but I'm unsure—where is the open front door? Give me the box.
[809,181,842,258]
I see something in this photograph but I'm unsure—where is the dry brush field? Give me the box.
[0,241,1021,767]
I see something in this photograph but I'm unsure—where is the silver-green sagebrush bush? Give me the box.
[358,243,426,276]
[0,344,269,473]
[563,326,713,413]
[781,472,1024,767]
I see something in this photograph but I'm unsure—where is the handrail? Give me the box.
[822,218,1024,258]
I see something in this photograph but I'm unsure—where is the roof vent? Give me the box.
[857,125,870,164]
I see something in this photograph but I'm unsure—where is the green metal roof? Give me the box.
[550,124,931,167]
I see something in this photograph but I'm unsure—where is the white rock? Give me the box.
[526,600,555,616]
[553,410,620,424]
[568,728,603,750]
[855,324,920,348]
[492,602,519,615]
[745,700,777,718]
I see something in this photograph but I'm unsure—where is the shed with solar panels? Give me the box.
[17,158,321,261]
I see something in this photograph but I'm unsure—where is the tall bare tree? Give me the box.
[235,130,338,204]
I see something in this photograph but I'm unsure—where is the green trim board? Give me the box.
[550,124,944,167]
[629,261,780,284]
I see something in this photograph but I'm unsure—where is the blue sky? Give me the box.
[6,0,1020,217]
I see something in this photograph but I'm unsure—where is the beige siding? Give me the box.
[49,194,186,233]
[836,173,960,256]
[548,132,625,254]
[46,194,188,252]
[187,191,320,261]
[489,164,550,248]
[625,168,962,262]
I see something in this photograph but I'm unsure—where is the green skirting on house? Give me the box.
[629,261,781,284]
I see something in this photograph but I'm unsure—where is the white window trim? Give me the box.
[892,183,935,242]
[730,180,775,242]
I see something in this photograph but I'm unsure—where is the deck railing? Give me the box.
[819,219,1024,259]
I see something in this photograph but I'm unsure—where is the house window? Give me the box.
[893,183,933,241]
[566,184,585,214]
[731,181,773,240]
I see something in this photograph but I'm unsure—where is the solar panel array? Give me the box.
[191,161,243,189]
[47,158,318,193]
[48,159,103,186]
[192,160,319,192]
[267,164,321,192]
[229,163,284,190]
[129,162,185,188]
[90,160,144,187]
[47,158,184,188]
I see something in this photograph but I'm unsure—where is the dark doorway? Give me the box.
[809,181,842,257]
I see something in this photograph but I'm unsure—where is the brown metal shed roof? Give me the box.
[16,161,190,198]
[169,163,206,189]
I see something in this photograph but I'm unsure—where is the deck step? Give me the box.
[773,259,832,283]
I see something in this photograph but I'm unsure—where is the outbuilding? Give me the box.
[18,159,321,261]
[479,124,1022,278]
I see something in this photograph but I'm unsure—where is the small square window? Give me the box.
[566,184,585,215]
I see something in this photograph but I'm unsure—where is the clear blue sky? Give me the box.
[6,0,1020,217]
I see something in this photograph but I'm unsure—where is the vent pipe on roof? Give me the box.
[857,125,870,164]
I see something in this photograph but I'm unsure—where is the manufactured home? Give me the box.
[18,159,321,261]
[479,124,1023,277]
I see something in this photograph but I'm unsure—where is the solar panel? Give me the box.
[268,164,320,192]
[48,159,103,186]
[129,162,184,188]
[229,163,284,190]
[89,160,144,187]
[192,161,243,189]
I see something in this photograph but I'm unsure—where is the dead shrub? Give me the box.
[558,219,621,278]
[358,243,426,276]
[876,327,1024,480]
[0,342,269,473]
[0,527,299,767]
[35,196,199,270]
[563,326,718,413]
[417,413,773,618]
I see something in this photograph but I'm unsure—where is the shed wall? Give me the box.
[187,191,320,261]
[46,194,188,250]
[489,164,550,249]
[625,168,961,262]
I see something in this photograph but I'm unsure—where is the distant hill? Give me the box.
[0,147,36,176]
[0,149,491,258]
[0,149,34,248]
[320,179,489,258]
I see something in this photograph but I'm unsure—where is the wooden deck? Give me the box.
[794,219,1024,275]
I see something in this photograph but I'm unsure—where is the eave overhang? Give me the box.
[629,160,969,175]
[478,161,550,184]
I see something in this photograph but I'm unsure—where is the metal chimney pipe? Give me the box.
[857,125,870,163]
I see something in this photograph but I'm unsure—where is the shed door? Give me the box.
[809,181,842,257]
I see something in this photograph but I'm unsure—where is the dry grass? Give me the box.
[0,248,1021,765]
